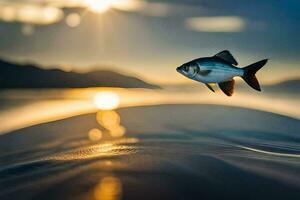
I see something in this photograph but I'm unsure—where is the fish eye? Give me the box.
[184,66,189,71]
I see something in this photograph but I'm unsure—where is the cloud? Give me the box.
[45,0,86,8]
[0,3,64,25]
[0,0,173,25]
[126,2,171,17]
[185,16,246,32]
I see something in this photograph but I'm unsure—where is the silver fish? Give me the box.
[176,50,268,96]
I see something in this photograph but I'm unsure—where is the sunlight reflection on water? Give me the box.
[88,128,103,141]
[88,91,126,142]
[0,88,299,135]
[237,145,300,158]
[96,110,126,138]
[47,138,139,161]
[94,176,122,200]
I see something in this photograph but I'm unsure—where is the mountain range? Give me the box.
[264,79,300,93]
[0,59,159,89]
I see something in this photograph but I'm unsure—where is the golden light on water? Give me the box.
[92,91,125,139]
[47,138,139,161]
[97,110,120,128]
[96,110,126,138]
[94,91,120,110]
[3,88,300,137]
[94,176,122,200]
[88,128,103,141]
[109,126,126,137]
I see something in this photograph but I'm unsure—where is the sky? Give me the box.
[0,0,299,84]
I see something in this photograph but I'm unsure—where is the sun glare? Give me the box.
[85,0,113,13]
[94,91,120,110]
[85,0,140,13]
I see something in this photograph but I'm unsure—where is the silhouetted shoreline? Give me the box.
[0,59,160,89]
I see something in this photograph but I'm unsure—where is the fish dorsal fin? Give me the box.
[205,83,215,92]
[218,79,235,96]
[214,50,238,66]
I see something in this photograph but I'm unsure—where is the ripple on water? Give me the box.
[46,138,139,161]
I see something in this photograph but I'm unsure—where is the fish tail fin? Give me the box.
[242,59,268,91]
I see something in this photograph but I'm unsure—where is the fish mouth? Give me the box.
[176,66,186,76]
[176,66,183,73]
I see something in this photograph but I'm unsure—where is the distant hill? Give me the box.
[0,59,159,89]
[264,79,300,93]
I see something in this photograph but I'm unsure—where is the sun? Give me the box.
[93,91,120,110]
[85,0,140,13]
[85,0,113,13]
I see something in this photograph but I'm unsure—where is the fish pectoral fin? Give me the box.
[214,50,238,66]
[199,70,212,76]
[205,83,215,92]
[218,79,235,96]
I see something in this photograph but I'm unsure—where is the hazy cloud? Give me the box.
[185,16,246,32]
[0,2,64,25]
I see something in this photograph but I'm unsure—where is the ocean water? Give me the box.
[0,89,299,200]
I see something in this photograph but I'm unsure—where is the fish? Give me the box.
[176,50,268,96]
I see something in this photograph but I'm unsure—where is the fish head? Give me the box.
[176,61,198,78]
